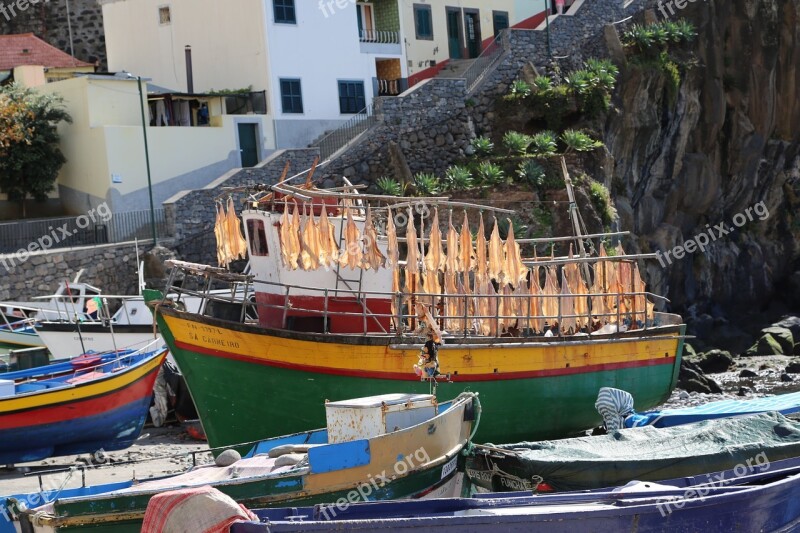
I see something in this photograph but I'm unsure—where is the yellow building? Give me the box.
[0,33,95,87]
[38,74,273,215]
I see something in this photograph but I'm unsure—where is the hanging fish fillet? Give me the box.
[631,262,654,325]
[503,220,527,286]
[443,271,459,332]
[386,208,401,329]
[424,208,445,273]
[615,244,632,314]
[475,213,488,284]
[560,268,577,334]
[564,246,589,328]
[339,207,362,270]
[542,263,560,328]
[214,203,225,267]
[362,205,386,271]
[300,204,321,271]
[473,277,491,337]
[226,197,248,262]
[287,201,302,270]
[404,207,420,294]
[317,206,339,268]
[445,211,459,275]
[527,269,544,334]
[458,211,475,273]
[488,218,505,283]
[421,266,440,309]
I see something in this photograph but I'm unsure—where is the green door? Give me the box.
[446,9,462,59]
[238,123,259,168]
[465,12,481,58]
[493,11,509,38]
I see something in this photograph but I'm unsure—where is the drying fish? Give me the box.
[475,213,488,284]
[299,204,321,271]
[317,205,339,268]
[424,208,445,273]
[488,218,505,283]
[560,268,577,334]
[445,211,460,274]
[503,219,527,285]
[542,262,560,326]
[443,271,459,332]
[214,202,225,267]
[339,207,362,270]
[404,207,421,295]
[226,197,249,262]
[458,211,474,273]
[362,205,386,272]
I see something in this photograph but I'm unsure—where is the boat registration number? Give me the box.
[441,456,457,479]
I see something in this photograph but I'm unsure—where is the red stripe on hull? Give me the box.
[175,340,676,382]
[0,367,161,430]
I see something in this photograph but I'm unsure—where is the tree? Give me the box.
[0,83,72,217]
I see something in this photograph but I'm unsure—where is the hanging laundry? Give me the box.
[458,211,475,274]
[503,219,527,286]
[424,207,445,273]
[362,205,386,271]
[488,218,505,283]
[339,207,362,270]
[445,211,459,274]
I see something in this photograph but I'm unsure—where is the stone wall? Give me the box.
[0,240,144,300]
[0,0,106,67]
[163,149,319,265]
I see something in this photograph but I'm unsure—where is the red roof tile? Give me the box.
[0,33,93,71]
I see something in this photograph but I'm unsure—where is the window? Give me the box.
[356,3,376,40]
[273,0,296,24]
[247,219,269,256]
[338,81,366,114]
[158,6,171,25]
[493,11,509,38]
[279,79,303,114]
[413,4,433,40]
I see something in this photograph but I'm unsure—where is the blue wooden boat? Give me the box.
[230,455,800,532]
[0,345,167,464]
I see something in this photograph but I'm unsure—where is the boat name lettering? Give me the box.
[465,469,493,482]
[500,476,533,491]
[441,456,457,480]
[201,335,240,349]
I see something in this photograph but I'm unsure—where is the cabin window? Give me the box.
[247,219,269,256]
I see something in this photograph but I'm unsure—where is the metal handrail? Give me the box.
[459,34,507,93]
[313,103,377,161]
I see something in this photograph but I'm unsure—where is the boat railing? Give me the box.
[162,262,675,340]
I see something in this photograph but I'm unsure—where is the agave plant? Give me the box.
[623,23,655,51]
[675,19,697,42]
[509,80,532,98]
[376,176,404,196]
[412,173,442,196]
[502,131,533,155]
[476,162,508,186]
[585,58,620,78]
[471,136,494,157]
[529,131,559,158]
[561,129,604,153]
[444,165,474,191]
[517,159,546,187]
[533,76,553,92]
[564,69,594,95]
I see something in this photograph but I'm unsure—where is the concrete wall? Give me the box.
[39,76,274,214]
[0,0,106,67]
[0,241,145,300]
[100,0,270,94]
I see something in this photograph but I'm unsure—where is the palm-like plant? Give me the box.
[476,162,508,186]
[509,80,532,98]
[564,69,593,95]
[561,129,604,153]
[444,166,474,191]
[533,76,553,92]
[529,131,559,158]
[412,173,442,196]
[471,136,494,157]
[502,131,533,155]
[517,159,547,187]
[376,176,404,196]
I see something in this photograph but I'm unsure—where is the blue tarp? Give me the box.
[626,391,800,428]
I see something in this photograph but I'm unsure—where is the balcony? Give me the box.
[359,29,402,55]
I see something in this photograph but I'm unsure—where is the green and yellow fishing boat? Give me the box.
[146,165,685,451]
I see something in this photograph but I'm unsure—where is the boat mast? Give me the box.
[561,158,592,283]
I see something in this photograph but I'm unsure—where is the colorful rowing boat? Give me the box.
[19,392,478,532]
[0,345,167,464]
[147,164,685,450]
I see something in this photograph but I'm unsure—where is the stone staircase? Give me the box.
[436,59,478,79]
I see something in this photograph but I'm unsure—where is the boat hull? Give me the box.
[154,305,684,449]
[0,328,43,348]
[0,351,166,464]
[35,324,162,357]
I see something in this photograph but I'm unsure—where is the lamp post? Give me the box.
[132,74,158,244]
[544,0,553,58]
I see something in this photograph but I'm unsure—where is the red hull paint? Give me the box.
[256,292,391,334]
[0,367,161,430]
[175,339,676,382]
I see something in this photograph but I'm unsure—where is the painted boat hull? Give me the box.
[231,466,800,532]
[0,350,166,464]
[0,328,43,348]
[35,324,162,357]
[22,394,477,532]
[152,303,684,450]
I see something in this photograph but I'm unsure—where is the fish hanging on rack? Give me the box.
[542,262,560,328]
[503,219,527,286]
[225,197,248,263]
[445,211,459,275]
[362,205,386,272]
[631,261,654,325]
[288,201,302,270]
[386,208,401,329]
[424,207,445,273]
[443,271,459,332]
[527,267,544,334]
[458,211,475,274]
[317,205,339,269]
[564,245,589,328]
[488,217,505,283]
[591,245,611,324]
[615,244,632,314]
[475,212,488,285]
[299,204,321,271]
[213,202,225,267]
[560,268,577,334]
[404,206,421,295]
[474,276,491,337]
[339,206,362,270]
[278,202,295,270]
